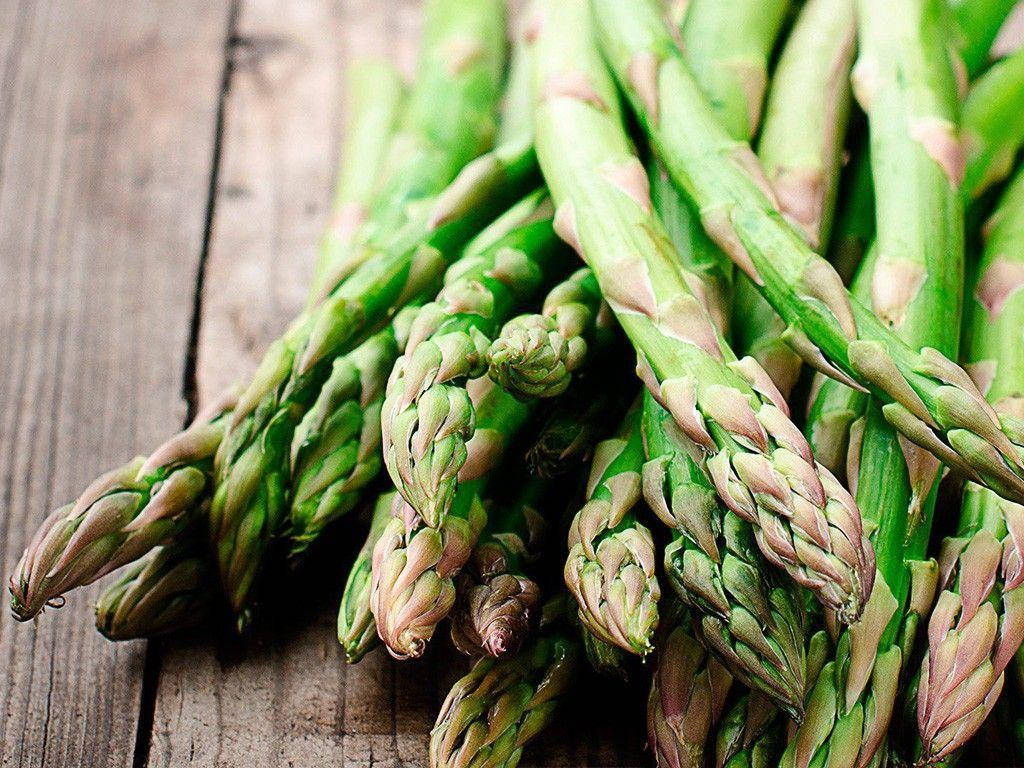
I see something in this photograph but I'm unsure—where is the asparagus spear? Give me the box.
[950,0,1019,77]
[781,3,963,762]
[565,403,661,655]
[371,378,533,659]
[828,147,875,286]
[337,491,396,663]
[211,0,538,623]
[531,0,873,622]
[308,58,406,306]
[644,391,826,719]
[486,267,611,399]
[9,391,235,621]
[429,626,578,768]
[648,607,734,768]
[714,691,786,768]
[287,307,419,559]
[580,623,632,682]
[382,190,570,527]
[732,0,857,399]
[450,477,547,658]
[94,540,213,641]
[914,166,1024,764]
[592,0,1024,508]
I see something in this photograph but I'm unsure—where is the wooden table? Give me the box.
[0,1,649,765]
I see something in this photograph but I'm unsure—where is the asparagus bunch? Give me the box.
[914,164,1024,765]
[381,189,569,526]
[9,391,235,621]
[593,0,1024,509]
[531,0,873,623]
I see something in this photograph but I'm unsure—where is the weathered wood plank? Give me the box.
[0,0,233,765]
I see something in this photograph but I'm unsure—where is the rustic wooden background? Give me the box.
[0,0,650,765]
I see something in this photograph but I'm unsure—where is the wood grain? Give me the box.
[0,0,232,765]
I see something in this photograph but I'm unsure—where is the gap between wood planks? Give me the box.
[131,2,241,765]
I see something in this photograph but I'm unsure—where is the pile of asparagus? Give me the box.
[11,0,1024,764]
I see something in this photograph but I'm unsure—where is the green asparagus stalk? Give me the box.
[9,391,235,621]
[914,166,1024,764]
[732,0,857,399]
[211,0,540,623]
[486,267,611,399]
[648,608,734,768]
[714,691,786,768]
[779,0,964,763]
[450,477,547,658]
[382,190,569,527]
[644,391,826,719]
[429,627,578,768]
[308,58,406,306]
[371,378,533,659]
[94,540,213,640]
[828,147,875,286]
[580,623,632,682]
[532,0,873,623]
[564,403,661,655]
[592,0,1024,508]
[287,307,419,559]
[950,0,1019,77]
[337,491,396,663]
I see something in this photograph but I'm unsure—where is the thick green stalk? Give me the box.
[486,267,611,399]
[211,0,538,623]
[287,307,418,559]
[914,166,1024,764]
[951,0,1019,77]
[781,3,962,762]
[94,540,213,641]
[337,491,396,663]
[450,477,547,658]
[429,629,577,768]
[533,0,873,623]
[644,392,826,719]
[733,0,857,399]
[714,692,786,768]
[308,58,406,306]
[371,378,533,659]
[564,404,660,655]
[648,607,734,768]
[9,392,235,621]
[828,147,875,286]
[382,191,569,526]
[593,0,1024,508]
[962,47,1024,201]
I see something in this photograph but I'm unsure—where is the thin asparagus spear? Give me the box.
[94,540,213,641]
[565,403,661,655]
[486,267,611,399]
[593,0,1024,508]
[337,491,396,664]
[211,0,537,624]
[450,477,546,658]
[714,691,786,768]
[382,190,570,527]
[308,58,406,306]
[531,0,873,622]
[914,166,1024,764]
[9,391,236,621]
[429,625,578,768]
[371,378,533,659]
[732,0,857,399]
[287,307,419,559]
[644,391,826,719]
[950,0,1019,77]
[648,606,734,768]
[779,0,964,762]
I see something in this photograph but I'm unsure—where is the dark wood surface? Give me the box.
[0,1,649,765]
